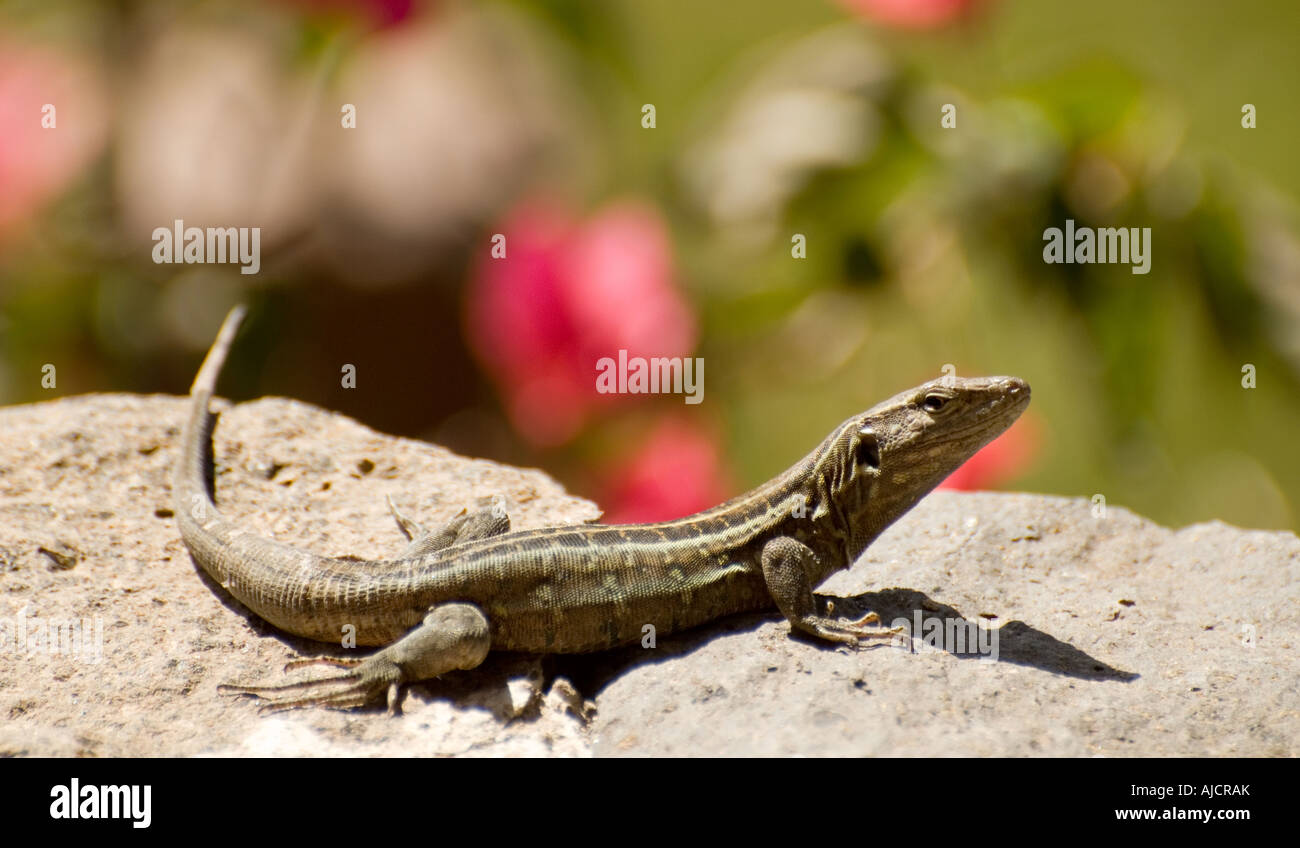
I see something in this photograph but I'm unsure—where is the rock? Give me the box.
[1,394,1295,756]
[0,394,597,757]
[589,493,1299,756]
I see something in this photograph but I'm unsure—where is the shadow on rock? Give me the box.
[556,586,1138,697]
[827,587,1139,682]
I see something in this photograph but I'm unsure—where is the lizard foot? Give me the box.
[797,614,905,647]
[218,656,402,714]
[219,602,491,715]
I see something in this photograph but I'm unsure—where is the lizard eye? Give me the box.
[922,393,950,413]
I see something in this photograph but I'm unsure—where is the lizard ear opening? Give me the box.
[856,428,880,471]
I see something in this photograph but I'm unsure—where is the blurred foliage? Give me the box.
[0,0,1297,531]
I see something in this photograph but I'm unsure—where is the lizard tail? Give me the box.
[175,305,248,517]
[191,304,248,397]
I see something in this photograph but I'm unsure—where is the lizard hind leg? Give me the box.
[219,603,493,715]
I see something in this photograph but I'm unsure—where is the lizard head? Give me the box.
[809,375,1030,567]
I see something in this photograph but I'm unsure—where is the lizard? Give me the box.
[175,306,1030,713]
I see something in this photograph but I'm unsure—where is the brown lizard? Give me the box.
[176,306,1030,712]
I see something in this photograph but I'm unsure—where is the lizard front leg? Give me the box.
[387,496,510,558]
[760,537,903,645]
[219,603,491,714]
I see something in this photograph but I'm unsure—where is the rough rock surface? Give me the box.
[1,395,1295,757]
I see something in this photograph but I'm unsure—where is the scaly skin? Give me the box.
[175,306,1030,712]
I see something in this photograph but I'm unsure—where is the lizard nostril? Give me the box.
[1003,377,1029,396]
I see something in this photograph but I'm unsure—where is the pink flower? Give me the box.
[598,417,733,524]
[836,0,985,29]
[465,198,696,446]
[278,0,416,28]
[939,411,1040,491]
[0,38,107,239]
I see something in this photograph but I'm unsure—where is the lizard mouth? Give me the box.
[952,387,1031,442]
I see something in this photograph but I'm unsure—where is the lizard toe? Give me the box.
[219,658,399,712]
[800,616,905,646]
